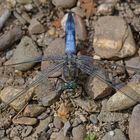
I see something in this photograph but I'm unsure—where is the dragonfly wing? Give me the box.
[74,58,140,104]
[77,55,140,73]
[0,61,65,110]
[3,55,66,67]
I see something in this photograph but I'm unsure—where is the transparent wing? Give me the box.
[2,55,66,67]
[77,55,140,73]
[73,57,140,104]
[0,61,66,110]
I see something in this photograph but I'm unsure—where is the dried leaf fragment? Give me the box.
[80,0,96,18]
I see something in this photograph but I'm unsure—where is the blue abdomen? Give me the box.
[65,12,76,55]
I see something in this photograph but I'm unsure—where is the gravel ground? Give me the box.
[0,0,140,140]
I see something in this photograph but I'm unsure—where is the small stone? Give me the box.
[0,118,11,129]
[0,129,5,138]
[50,131,70,140]
[23,104,45,117]
[0,86,33,111]
[24,4,33,11]
[102,129,127,140]
[48,27,56,36]
[63,121,71,136]
[10,127,19,138]
[72,118,82,127]
[79,114,87,123]
[52,0,77,8]
[74,98,98,112]
[38,112,48,120]
[89,114,98,124]
[72,125,86,140]
[12,117,37,125]
[32,116,52,138]
[29,18,45,34]
[41,91,60,107]
[129,104,140,140]
[53,116,64,129]
[97,3,115,15]
[21,126,33,137]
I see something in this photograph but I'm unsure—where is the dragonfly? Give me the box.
[0,12,140,111]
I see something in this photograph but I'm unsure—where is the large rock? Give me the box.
[93,16,137,59]
[0,86,33,111]
[52,0,77,8]
[5,36,42,71]
[107,82,140,111]
[86,77,112,99]
[129,104,140,140]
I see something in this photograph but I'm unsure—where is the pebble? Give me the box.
[0,26,23,51]
[93,16,136,59]
[5,36,42,71]
[38,112,48,120]
[53,116,64,129]
[52,0,77,8]
[72,118,82,127]
[72,125,86,140]
[41,90,60,107]
[12,117,37,126]
[89,114,98,124]
[0,117,11,129]
[0,86,33,111]
[129,104,140,140]
[107,82,140,111]
[74,98,98,112]
[23,104,46,117]
[32,116,52,138]
[0,129,5,138]
[79,114,87,123]
[97,3,115,15]
[21,126,33,137]
[86,77,112,99]
[24,4,33,11]
[63,121,71,136]
[10,127,19,138]
[102,129,127,140]
[50,131,70,140]
[29,18,45,34]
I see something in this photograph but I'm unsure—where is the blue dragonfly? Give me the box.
[1,12,140,110]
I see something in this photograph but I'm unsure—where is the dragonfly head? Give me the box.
[61,81,77,92]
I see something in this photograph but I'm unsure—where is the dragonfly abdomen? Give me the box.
[65,12,76,55]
